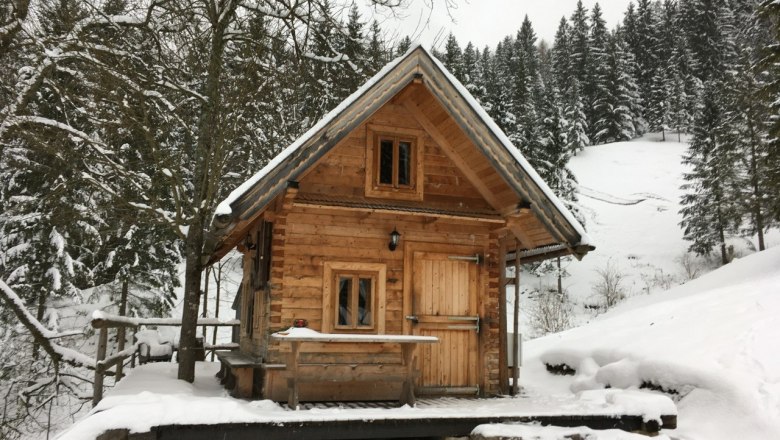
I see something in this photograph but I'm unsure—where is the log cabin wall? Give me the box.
[236,90,507,396]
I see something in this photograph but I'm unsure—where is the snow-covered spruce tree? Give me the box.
[461,42,482,98]
[488,38,517,136]
[569,0,590,87]
[755,0,780,225]
[338,4,367,96]
[443,33,464,81]
[587,3,610,143]
[718,1,778,251]
[512,16,544,167]
[679,84,741,265]
[551,17,573,98]
[591,31,641,144]
[366,21,387,74]
[564,78,590,155]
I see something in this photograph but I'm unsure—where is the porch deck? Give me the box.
[63,362,676,440]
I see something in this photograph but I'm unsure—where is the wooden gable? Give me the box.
[207,45,593,263]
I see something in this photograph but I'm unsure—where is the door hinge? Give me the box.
[447,315,480,332]
[448,254,482,264]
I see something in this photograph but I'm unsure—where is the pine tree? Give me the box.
[565,79,590,154]
[587,3,610,142]
[551,17,572,94]
[443,33,464,80]
[592,31,641,143]
[756,0,780,225]
[679,84,741,264]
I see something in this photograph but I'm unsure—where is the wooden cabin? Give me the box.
[205,45,593,404]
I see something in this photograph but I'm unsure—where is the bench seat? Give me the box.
[215,351,263,398]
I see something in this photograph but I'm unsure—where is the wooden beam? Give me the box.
[402,100,507,213]
[511,238,520,396]
[291,201,505,224]
[506,217,536,250]
[497,234,509,395]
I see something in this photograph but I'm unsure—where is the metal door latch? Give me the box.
[405,315,419,323]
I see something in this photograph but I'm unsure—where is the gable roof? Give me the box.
[208,44,594,261]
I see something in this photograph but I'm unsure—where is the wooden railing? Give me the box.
[90,311,240,406]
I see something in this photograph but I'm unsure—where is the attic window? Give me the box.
[365,124,424,201]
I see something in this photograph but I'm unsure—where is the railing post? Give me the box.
[93,326,108,406]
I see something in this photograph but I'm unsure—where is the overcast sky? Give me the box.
[361,0,634,50]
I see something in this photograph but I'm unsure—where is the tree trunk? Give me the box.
[747,118,765,251]
[115,278,129,381]
[32,288,47,360]
[556,257,562,295]
[177,223,205,382]
[177,2,231,382]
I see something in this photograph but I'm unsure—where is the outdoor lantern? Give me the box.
[388,227,401,251]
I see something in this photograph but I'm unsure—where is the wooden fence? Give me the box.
[90,313,240,406]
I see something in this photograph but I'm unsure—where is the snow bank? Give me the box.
[524,247,780,440]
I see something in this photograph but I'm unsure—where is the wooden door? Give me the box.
[410,251,479,394]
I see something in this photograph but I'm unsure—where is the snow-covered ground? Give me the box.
[56,361,674,439]
[521,246,780,440]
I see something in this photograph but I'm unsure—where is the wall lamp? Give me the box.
[388,227,401,251]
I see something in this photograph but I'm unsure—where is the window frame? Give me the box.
[333,270,376,330]
[322,262,386,334]
[365,124,424,201]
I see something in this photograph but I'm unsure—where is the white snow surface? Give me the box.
[214,45,590,248]
[523,246,780,440]
[57,361,673,440]
[472,422,671,439]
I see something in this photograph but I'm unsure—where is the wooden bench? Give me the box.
[215,350,263,398]
[271,330,438,409]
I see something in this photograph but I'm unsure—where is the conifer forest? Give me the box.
[0,0,778,438]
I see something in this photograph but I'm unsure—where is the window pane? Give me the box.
[338,277,352,326]
[398,141,411,186]
[379,139,394,185]
[358,278,372,326]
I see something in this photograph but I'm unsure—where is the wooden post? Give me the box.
[93,327,108,406]
[202,266,210,340]
[211,263,221,361]
[115,279,128,382]
[400,343,417,406]
[287,341,300,410]
[512,239,520,396]
[498,236,509,395]
[512,239,521,396]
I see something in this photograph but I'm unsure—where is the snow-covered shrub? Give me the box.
[676,252,703,281]
[592,259,627,309]
[529,289,573,336]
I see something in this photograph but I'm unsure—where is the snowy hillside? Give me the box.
[517,134,778,337]
[522,245,780,440]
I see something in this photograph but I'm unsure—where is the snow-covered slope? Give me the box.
[523,246,780,440]
[517,134,778,337]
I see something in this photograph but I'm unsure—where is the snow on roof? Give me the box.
[215,43,591,247]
